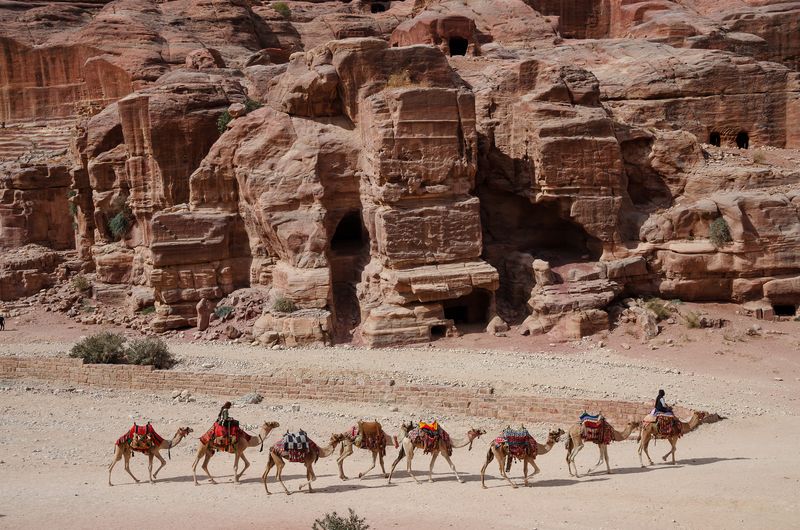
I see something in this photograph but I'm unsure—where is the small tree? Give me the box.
[312,509,369,530]
[71,274,91,293]
[709,216,732,247]
[387,70,412,87]
[126,337,175,369]
[273,1,291,19]
[217,110,232,133]
[644,298,670,321]
[70,332,127,364]
[683,311,701,329]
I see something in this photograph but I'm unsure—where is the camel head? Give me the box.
[177,427,193,437]
[400,421,415,435]
[694,411,708,422]
[628,420,642,429]
[547,428,565,443]
[262,421,280,431]
[329,432,347,447]
[466,427,486,451]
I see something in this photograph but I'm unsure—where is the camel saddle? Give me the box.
[580,414,613,445]
[272,431,316,462]
[117,423,163,453]
[351,421,387,455]
[409,422,452,456]
[655,415,682,437]
[200,420,251,452]
[494,427,536,460]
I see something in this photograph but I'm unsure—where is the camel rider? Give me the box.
[217,401,233,427]
[654,389,673,415]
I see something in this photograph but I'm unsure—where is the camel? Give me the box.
[335,420,397,480]
[192,421,280,485]
[638,411,707,466]
[480,428,565,489]
[565,419,641,477]
[108,426,192,486]
[387,422,485,484]
[262,432,347,494]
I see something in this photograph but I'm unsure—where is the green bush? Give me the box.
[126,337,175,369]
[214,305,234,319]
[273,1,291,19]
[709,216,732,247]
[108,212,130,240]
[645,298,670,321]
[70,332,127,364]
[272,296,296,313]
[683,311,701,329]
[244,99,262,113]
[217,110,232,133]
[68,190,78,217]
[312,509,369,530]
[139,305,156,315]
[71,274,91,293]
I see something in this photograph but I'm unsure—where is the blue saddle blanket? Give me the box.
[580,412,600,422]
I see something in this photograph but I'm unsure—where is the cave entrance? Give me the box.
[709,131,721,147]
[448,37,468,56]
[430,325,447,339]
[370,2,387,13]
[442,289,491,325]
[736,131,749,149]
[773,304,797,317]
[329,210,369,343]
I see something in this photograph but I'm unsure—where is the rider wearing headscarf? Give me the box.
[654,389,673,414]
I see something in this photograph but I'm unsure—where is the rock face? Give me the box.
[1,0,799,344]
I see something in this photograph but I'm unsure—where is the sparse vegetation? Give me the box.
[387,69,413,88]
[107,195,133,241]
[272,1,291,19]
[752,151,766,164]
[312,509,369,530]
[139,305,156,315]
[71,274,91,293]
[126,337,175,369]
[68,190,78,217]
[683,311,701,329]
[644,298,671,321]
[70,332,127,364]
[244,98,262,113]
[70,332,175,368]
[272,296,296,313]
[214,305,234,319]
[217,110,232,133]
[709,216,732,247]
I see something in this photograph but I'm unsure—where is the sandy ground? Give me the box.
[0,304,799,529]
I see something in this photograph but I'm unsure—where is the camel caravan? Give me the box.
[108,389,710,492]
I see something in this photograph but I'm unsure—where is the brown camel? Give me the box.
[565,419,641,477]
[192,421,280,485]
[480,428,565,489]
[335,421,398,480]
[262,432,347,495]
[108,426,192,486]
[387,422,485,484]
[638,411,707,466]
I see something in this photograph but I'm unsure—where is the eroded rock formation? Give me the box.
[1,0,798,344]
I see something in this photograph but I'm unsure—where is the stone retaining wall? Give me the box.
[0,356,690,425]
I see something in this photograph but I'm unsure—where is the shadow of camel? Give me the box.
[479,477,609,489]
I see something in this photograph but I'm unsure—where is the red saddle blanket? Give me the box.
[349,425,386,454]
[272,438,318,463]
[116,424,164,453]
[656,416,682,437]
[581,419,614,445]
[494,429,537,460]
[200,421,251,452]
[408,426,452,456]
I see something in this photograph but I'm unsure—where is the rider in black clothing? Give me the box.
[654,389,673,414]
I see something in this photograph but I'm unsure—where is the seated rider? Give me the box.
[217,401,234,428]
[654,389,673,415]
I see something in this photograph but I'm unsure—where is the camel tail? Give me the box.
[505,455,513,473]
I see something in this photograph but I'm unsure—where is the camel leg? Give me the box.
[571,442,586,478]
[523,458,529,487]
[441,451,463,484]
[589,446,604,473]
[152,451,167,480]
[336,442,352,481]
[602,444,612,474]
[359,451,377,479]
[262,454,275,495]
[235,451,250,482]
[641,435,655,466]
[122,451,139,484]
[663,438,677,464]
[274,457,291,495]
[379,451,387,478]
[500,454,517,489]
[480,450,492,489]
[428,452,438,483]
[108,447,124,486]
[298,462,315,493]
[147,454,155,483]
[406,445,420,484]
[201,451,217,484]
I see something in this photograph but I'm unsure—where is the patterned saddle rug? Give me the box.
[350,423,387,455]
[408,422,452,456]
[494,427,537,460]
[116,423,164,453]
[656,415,682,438]
[200,420,251,452]
[580,415,614,445]
[272,431,317,463]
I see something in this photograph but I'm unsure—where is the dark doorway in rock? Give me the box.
[430,325,447,339]
[329,210,369,343]
[709,131,721,147]
[370,2,387,13]
[442,289,491,325]
[773,304,797,317]
[736,131,749,149]
[449,37,468,56]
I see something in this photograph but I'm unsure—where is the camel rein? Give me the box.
[259,434,265,452]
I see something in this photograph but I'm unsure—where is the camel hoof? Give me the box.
[512,485,518,489]
[481,485,488,490]
[358,473,363,479]
[383,474,389,479]
[458,479,464,484]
